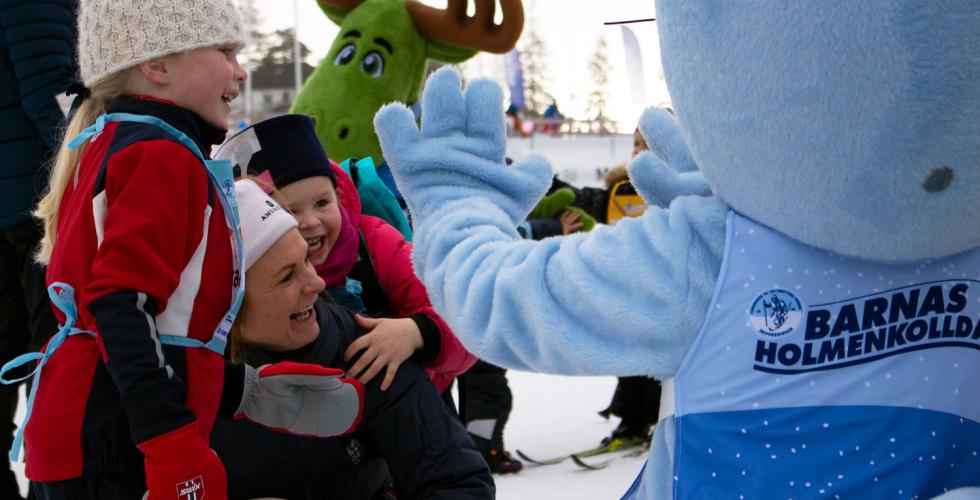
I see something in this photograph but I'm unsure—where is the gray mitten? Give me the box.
[236,362,363,437]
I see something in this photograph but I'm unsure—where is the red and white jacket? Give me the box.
[27,96,233,481]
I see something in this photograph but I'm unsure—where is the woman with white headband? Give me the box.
[212,179,493,499]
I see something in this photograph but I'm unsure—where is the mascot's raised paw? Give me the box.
[628,153,711,207]
[628,106,711,206]
[374,67,553,223]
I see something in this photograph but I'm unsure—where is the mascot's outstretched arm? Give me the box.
[375,68,728,379]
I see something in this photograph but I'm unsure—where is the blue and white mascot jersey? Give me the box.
[665,212,980,499]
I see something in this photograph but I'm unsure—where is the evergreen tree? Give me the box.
[586,35,615,134]
[259,29,313,67]
[238,0,269,71]
[251,29,315,90]
[519,24,550,117]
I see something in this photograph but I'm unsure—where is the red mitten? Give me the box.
[137,421,227,500]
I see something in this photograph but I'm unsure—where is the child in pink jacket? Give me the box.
[216,114,475,393]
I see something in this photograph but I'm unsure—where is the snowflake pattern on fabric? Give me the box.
[669,213,980,499]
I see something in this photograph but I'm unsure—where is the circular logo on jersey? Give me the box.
[749,289,804,336]
[223,178,235,199]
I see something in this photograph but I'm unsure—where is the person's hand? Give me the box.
[139,421,226,500]
[527,189,594,234]
[345,315,423,391]
[236,362,363,437]
[560,210,584,234]
[374,67,553,224]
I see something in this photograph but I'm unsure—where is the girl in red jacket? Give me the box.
[217,114,476,393]
[22,2,248,496]
[3,2,363,499]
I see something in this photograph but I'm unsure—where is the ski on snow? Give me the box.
[516,440,647,468]
[571,446,648,470]
[516,449,574,466]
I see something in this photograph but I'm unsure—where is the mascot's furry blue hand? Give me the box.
[628,107,711,205]
[374,68,552,225]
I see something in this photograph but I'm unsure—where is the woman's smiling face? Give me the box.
[238,228,326,351]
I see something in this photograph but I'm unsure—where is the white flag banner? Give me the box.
[621,25,646,107]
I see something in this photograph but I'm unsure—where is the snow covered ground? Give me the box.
[14,370,648,499]
[492,370,647,499]
[507,134,635,189]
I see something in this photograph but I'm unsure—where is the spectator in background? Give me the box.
[632,125,649,158]
[538,98,565,135]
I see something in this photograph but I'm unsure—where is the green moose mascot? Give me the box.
[292,0,523,165]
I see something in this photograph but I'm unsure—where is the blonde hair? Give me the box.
[603,163,630,189]
[34,69,139,263]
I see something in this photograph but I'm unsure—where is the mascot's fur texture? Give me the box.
[374,1,980,498]
[630,106,711,205]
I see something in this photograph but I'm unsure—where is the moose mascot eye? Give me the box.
[333,43,356,66]
[360,51,385,77]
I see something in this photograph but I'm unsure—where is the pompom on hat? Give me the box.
[236,179,298,271]
[78,0,247,87]
[215,114,337,189]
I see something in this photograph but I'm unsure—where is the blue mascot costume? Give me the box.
[373,1,980,498]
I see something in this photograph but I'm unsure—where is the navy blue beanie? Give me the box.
[215,114,336,188]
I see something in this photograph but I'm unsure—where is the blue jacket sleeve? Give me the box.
[410,194,730,380]
[520,218,563,240]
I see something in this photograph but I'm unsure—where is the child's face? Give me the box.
[632,129,649,158]
[167,45,246,128]
[277,176,344,267]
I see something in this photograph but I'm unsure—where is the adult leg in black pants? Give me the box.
[0,220,59,498]
[599,376,662,447]
[459,360,523,474]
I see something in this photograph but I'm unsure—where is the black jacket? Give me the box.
[0,0,75,227]
[550,176,611,224]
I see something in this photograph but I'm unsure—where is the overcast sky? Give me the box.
[252,0,668,130]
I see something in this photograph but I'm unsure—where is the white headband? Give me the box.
[235,179,298,271]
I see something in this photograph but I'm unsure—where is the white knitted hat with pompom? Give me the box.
[78,0,247,86]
